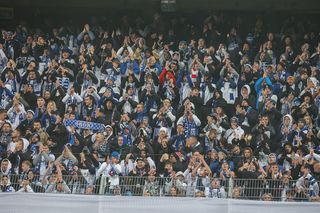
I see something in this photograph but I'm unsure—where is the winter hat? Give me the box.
[230,117,239,124]
[244,64,252,70]
[176,171,184,177]
[159,127,168,134]
[111,151,120,159]
[26,110,35,115]
[61,46,73,55]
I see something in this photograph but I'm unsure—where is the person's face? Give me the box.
[170,187,177,196]
[263,194,272,201]
[208,131,216,140]
[1,161,8,171]
[268,155,276,164]
[33,122,41,130]
[106,101,113,109]
[43,91,51,100]
[136,160,145,169]
[222,162,229,170]
[161,139,168,148]
[242,87,248,96]
[148,56,156,66]
[141,151,146,158]
[136,104,143,113]
[7,71,14,79]
[38,36,45,45]
[83,34,90,42]
[62,51,70,59]
[67,106,74,113]
[232,146,240,155]
[169,154,177,163]
[314,163,320,173]
[304,116,312,124]
[159,130,167,138]
[211,151,218,159]
[211,179,220,188]
[84,97,92,106]
[56,183,63,191]
[285,36,292,45]
[163,101,171,109]
[285,144,292,153]
[111,157,119,164]
[27,62,36,71]
[2,124,11,133]
[266,41,272,50]
[47,102,55,111]
[148,174,156,182]
[103,89,112,97]
[232,188,241,198]
[243,43,250,51]
[177,125,184,134]
[271,165,279,173]
[193,151,200,160]
[67,112,75,120]
[300,72,308,80]
[27,36,33,44]
[304,95,311,104]
[282,175,290,184]
[262,116,269,125]
[127,87,134,96]
[86,186,94,194]
[179,42,187,50]
[2,176,9,185]
[12,129,20,138]
[21,162,29,172]
[42,146,49,153]
[284,116,291,125]
[268,33,274,41]
[244,150,251,158]
[96,133,104,142]
[0,112,7,120]
[28,71,36,79]
[37,98,45,107]
[105,127,112,136]
[27,171,34,180]
[165,163,173,172]
[231,121,238,129]
[16,140,23,151]
[198,39,205,48]
[118,137,124,146]
[215,106,222,115]
[298,121,305,129]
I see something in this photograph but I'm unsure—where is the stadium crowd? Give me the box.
[0,12,320,201]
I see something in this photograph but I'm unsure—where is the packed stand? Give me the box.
[0,13,320,201]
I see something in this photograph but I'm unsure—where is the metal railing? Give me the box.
[1,174,319,202]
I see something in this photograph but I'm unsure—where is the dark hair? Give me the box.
[33,119,41,124]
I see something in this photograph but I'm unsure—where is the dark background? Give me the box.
[1,0,320,30]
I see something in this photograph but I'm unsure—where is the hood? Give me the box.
[0,159,12,175]
[241,85,251,97]
[308,77,319,87]
[282,114,293,127]
[22,138,30,153]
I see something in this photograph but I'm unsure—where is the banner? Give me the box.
[65,119,105,131]
[1,193,319,213]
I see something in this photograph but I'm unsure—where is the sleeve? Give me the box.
[97,162,108,176]
[62,94,70,103]
[192,114,201,126]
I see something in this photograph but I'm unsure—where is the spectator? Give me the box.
[0,175,15,192]
[0,12,320,200]
[205,178,227,198]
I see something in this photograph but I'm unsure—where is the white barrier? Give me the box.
[0,193,319,213]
